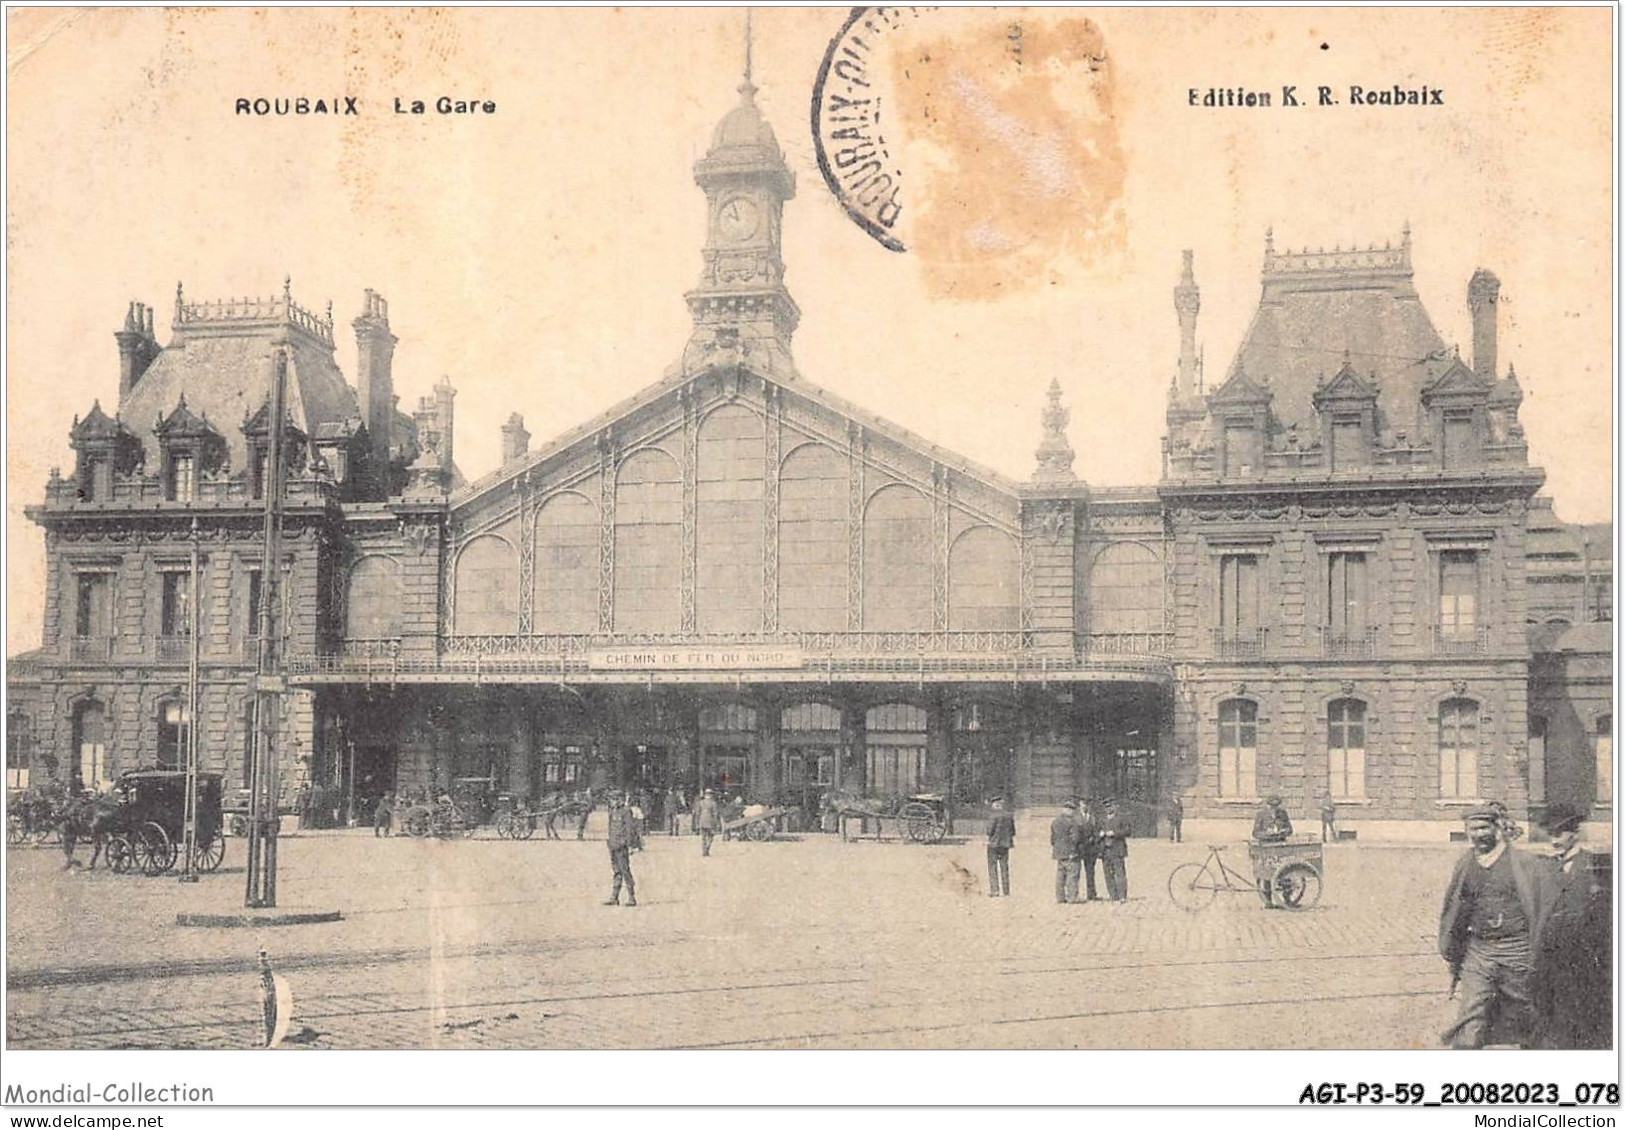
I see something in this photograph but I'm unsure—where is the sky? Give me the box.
[5,7,1613,654]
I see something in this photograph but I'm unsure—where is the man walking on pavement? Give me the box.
[696,788,720,857]
[1320,794,1338,843]
[1438,804,1551,1047]
[1099,797,1132,901]
[1166,794,1183,843]
[986,796,1015,897]
[603,792,642,907]
[1530,802,1611,1049]
[1051,800,1084,903]
[1078,798,1103,901]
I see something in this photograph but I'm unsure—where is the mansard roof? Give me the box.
[1227,232,1448,437]
[452,358,1025,509]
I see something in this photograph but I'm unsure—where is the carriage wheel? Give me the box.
[192,835,226,873]
[229,814,250,838]
[1167,862,1220,911]
[494,812,516,840]
[1274,863,1322,910]
[6,816,23,847]
[403,809,430,838]
[106,835,134,874]
[900,803,936,844]
[133,823,174,876]
[516,814,536,841]
[745,820,772,842]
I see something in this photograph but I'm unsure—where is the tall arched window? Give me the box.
[346,556,402,639]
[1089,542,1165,636]
[1327,698,1366,799]
[453,536,519,635]
[1596,714,1613,807]
[1438,698,1479,799]
[865,702,927,796]
[779,444,848,631]
[696,405,765,632]
[534,492,599,633]
[1217,699,1257,798]
[614,448,682,632]
[862,485,932,631]
[948,527,1020,630]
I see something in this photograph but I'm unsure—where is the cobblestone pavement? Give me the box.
[6,829,1469,1050]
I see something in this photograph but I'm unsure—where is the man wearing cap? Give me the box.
[1530,803,1611,1049]
[1438,804,1552,1048]
[603,792,642,907]
[1099,797,1132,901]
[986,797,1015,897]
[1050,801,1085,904]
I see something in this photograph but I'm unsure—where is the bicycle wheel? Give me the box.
[1167,862,1219,911]
[403,808,430,838]
[1275,863,1322,910]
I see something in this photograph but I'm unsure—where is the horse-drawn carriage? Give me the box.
[834,793,952,844]
[68,770,227,876]
[492,793,592,840]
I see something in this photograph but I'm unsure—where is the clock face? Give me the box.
[717,196,760,241]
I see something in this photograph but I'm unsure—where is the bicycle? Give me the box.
[1167,839,1323,912]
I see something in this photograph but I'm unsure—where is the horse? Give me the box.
[57,794,120,870]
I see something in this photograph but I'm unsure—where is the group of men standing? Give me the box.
[1438,802,1611,1050]
[985,797,1131,902]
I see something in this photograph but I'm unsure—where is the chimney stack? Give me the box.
[353,289,397,495]
[500,412,530,465]
[1468,269,1500,379]
[1174,250,1201,400]
[115,300,160,403]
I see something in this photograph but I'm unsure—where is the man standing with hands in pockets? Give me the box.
[986,796,1015,897]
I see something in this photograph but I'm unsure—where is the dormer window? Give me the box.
[168,453,196,502]
[1222,422,1258,476]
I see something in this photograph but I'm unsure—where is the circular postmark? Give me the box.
[812,7,1125,297]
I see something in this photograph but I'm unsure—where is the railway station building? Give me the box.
[10,74,1614,839]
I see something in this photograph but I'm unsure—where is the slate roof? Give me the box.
[1225,238,1451,440]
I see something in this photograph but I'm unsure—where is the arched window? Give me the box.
[696,405,765,632]
[71,698,108,790]
[862,485,932,631]
[699,702,759,733]
[1090,543,1165,636]
[865,702,927,796]
[1217,699,1257,798]
[948,527,1019,630]
[781,702,842,732]
[778,444,848,631]
[614,449,682,632]
[1327,699,1366,799]
[1438,698,1479,799]
[534,493,598,633]
[1596,714,1613,807]
[346,556,402,639]
[156,696,189,772]
[453,536,518,635]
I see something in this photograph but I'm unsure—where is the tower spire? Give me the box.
[743,8,754,90]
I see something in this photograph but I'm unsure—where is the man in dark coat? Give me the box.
[1099,797,1131,901]
[1253,796,1292,843]
[603,792,642,907]
[1530,803,1611,1049]
[1050,800,1084,904]
[986,797,1015,897]
[1438,804,1552,1047]
[1078,799,1103,900]
[696,789,720,857]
